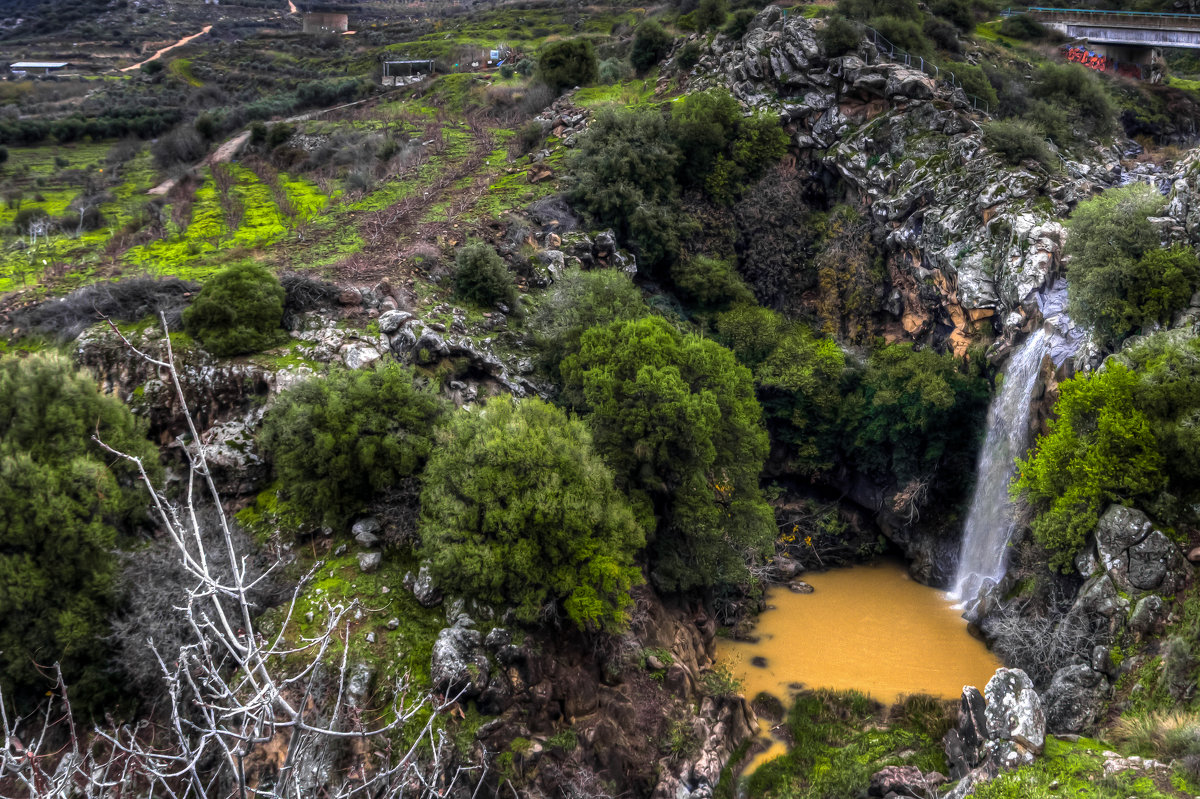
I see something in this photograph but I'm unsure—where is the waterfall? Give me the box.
[950,281,1084,605]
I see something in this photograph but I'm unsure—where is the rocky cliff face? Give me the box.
[694,8,1142,357]
[422,584,755,799]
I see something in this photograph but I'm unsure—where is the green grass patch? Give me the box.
[1168,76,1200,93]
[971,736,1189,799]
[168,57,203,87]
[973,21,1022,48]
[574,78,657,108]
[738,691,952,798]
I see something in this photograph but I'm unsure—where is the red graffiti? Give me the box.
[1064,45,1108,71]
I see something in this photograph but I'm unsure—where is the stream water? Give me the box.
[718,561,1002,772]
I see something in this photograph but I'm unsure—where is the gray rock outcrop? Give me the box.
[985,668,1045,754]
[430,626,490,698]
[1094,505,1189,595]
[1041,664,1106,734]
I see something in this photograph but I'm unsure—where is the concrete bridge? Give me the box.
[1025,6,1200,50]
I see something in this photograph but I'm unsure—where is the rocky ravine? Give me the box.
[695,7,1162,357]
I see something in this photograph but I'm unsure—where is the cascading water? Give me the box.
[950,281,1084,606]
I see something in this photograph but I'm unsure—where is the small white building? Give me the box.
[10,61,69,76]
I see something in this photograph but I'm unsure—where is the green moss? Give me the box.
[737,691,952,797]
[971,736,1182,799]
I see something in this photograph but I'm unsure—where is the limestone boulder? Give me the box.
[984,668,1045,754]
[405,562,443,608]
[430,626,490,697]
[868,764,945,796]
[352,516,381,547]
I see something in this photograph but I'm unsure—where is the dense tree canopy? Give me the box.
[536,38,598,93]
[561,316,774,591]
[1065,185,1199,348]
[0,354,159,708]
[1016,332,1200,571]
[259,364,445,528]
[419,396,644,631]
[567,90,788,272]
[842,343,989,502]
[531,267,649,369]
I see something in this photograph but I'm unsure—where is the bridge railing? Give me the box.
[1024,6,1200,21]
[1013,6,1200,30]
[862,25,991,114]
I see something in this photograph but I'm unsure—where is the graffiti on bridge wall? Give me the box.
[1063,45,1145,79]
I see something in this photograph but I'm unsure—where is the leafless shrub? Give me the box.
[982,584,1101,687]
[152,126,207,171]
[109,505,285,695]
[211,162,244,234]
[281,272,341,328]
[5,277,198,342]
[0,316,470,799]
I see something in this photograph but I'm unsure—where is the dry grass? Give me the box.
[1110,710,1200,759]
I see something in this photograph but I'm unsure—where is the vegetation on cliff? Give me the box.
[419,395,643,631]
[0,354,158,709]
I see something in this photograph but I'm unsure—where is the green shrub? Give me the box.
[838,0,919,21]
[531,267,649,368]
[923,16,960,53]
[1025,99,1072,146]
[868,15,934,58]
[420,396,644,631]
[0,354,159,710]
[182,262,287,357]
[259,364,445,529]
[670,255,754,308]
[598,57,632,84]
[13,206,48,233]
[695,0,728,30]
[631,20,673,73]
[454,241,520,311]
[723,8,757,39]
[932,0,974,31]
[499,64,515,79]
[567,107,684,271]
[982,119,1054,168]
[999,13,1048,40]
[561,316,774,591]
[1064,184,1199,347]
[516,57,534,77]
[952,62,998,109]
[676,42,703,69]
[1031,62,1114,138]
[1015,364,1164,571]
[536,39,598,93]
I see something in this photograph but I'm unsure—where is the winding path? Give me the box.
[119,25,213,72]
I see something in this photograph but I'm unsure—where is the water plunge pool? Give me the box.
[717,560,1002,771]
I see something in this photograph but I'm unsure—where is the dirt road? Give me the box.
[148,130,250,196]
[120,25,213,72]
